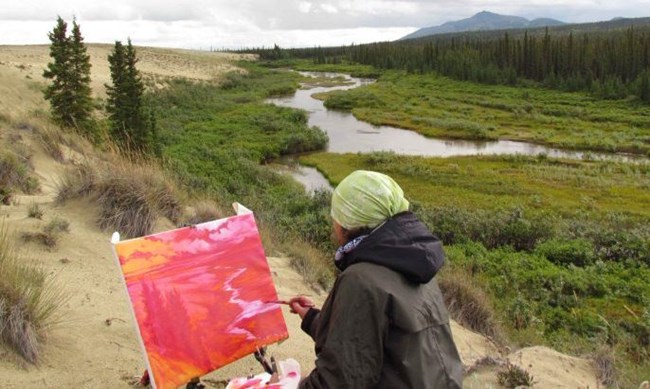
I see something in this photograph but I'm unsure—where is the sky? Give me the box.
[1,0,649,50]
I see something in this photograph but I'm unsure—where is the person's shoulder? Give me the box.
[340,262,400,286]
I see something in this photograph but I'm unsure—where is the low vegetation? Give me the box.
[438,266,502,343]
[0,224,65,363]
[150,64,335,258]
[27,202,43,219]
[56,157,182,239]
[301,151,650,386]
[497,362,536,388]
[181,199,225,226]
[0,147,39,205]
[22,216,70,248]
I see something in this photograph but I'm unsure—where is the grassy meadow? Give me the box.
[314,70,650,155]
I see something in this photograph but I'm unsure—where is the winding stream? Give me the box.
[267,72,641,192]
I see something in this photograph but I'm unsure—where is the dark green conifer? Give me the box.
[43,16,93,130]
[68,18,94,131]
[106,39,158,154]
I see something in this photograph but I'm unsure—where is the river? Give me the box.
[267,72,641,192]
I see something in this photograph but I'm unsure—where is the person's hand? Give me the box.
[288,296,315,319]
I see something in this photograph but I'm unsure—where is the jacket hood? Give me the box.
[336,212,445,284]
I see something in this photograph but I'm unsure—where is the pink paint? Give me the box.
[114,213,288,389]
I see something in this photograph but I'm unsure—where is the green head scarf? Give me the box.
[331,170,410,230]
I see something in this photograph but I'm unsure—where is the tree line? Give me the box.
[43,17,158,155]
[252,25,650,102]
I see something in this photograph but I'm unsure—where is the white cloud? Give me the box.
[0,18,415,49]
[298,2,313,13]
[320,4,339,13]
[1,0,649,48]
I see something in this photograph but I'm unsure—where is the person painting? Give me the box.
[288,170,463,388]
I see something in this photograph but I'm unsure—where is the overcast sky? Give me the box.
[1,0,649,49]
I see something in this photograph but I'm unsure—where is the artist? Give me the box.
[289,170,464,388]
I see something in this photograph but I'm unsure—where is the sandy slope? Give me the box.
[0,44,603,388]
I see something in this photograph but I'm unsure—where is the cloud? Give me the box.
[0,18,415,49]
[1,0,649,49]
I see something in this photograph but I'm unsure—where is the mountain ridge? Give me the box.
[401,11,565,40]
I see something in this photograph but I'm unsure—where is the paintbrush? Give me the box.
[265,299,290,305]
[265,299,315,307]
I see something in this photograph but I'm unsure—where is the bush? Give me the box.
[535,238,595,267]
[0,223,65,363]
[55,163,96,203]
[95,161,182,238]
[497,362,535,388]
[416,205,554,251]
[507,294,535,330]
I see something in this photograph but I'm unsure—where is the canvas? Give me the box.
[112,208,288,389]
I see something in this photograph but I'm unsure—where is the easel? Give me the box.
[137,347,276,388]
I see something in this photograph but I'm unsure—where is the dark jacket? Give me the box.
[299,212,464,389]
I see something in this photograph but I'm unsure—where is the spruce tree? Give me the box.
[106,39,158,154]
[68,18,94,131]
[106,40,128,146]
[43,16,93,130]
[43,17,73,126]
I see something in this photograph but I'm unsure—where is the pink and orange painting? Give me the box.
[112,209,288,389]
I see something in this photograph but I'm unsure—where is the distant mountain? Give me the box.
[400,11,565,40]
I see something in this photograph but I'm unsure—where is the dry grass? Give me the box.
[0,145,39,205]
[283,239,334,291]
[181,199,225,226]
[438,266,503,343]
[21,216,70,248]
[0,223,66,363]
[55,163,96,202]
[27,202,43,219]
[593,346,619,387]
[33,124,66,162]
[496,361,535,388]
[56,156,183,239]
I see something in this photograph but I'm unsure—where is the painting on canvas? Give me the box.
[113,209,288,389]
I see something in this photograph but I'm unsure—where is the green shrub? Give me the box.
[416,205,554,251]
[535,238,595,267]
